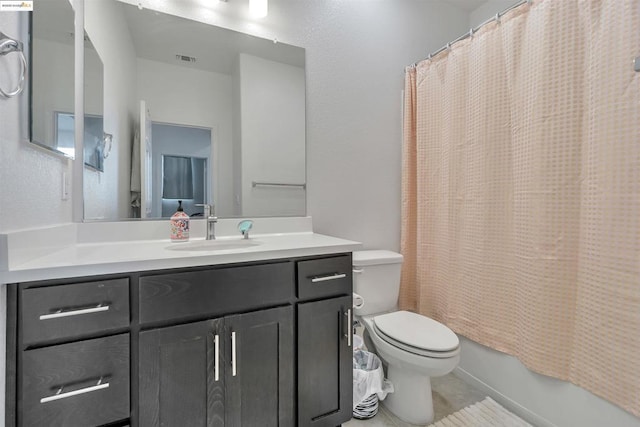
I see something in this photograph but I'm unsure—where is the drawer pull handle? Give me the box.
[39,304,110,320]
[231,331,237,377]
[310,273,346,283]
[345,309,352,347]
[40,377,109,403]
[214,334,220,382]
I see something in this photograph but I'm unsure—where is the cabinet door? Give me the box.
[225,306,294,427]
[139,319,225,427]
[298,295,353,426]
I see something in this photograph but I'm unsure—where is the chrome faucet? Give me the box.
[196,204,217,240]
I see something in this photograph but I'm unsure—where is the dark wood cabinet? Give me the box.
[225,306,294,426]
[7,277,132,427]
[298,296,353,426]
[138,306,293,427]
[296,254,353,426]
[138,319,224,427]
[6,254,352,427]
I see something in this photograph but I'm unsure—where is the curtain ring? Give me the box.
[0,33,27,98]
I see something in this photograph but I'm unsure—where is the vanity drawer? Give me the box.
[139,261,295,324]
[21,279,130,346]
[21,333,130,427]
[297,254,352,300]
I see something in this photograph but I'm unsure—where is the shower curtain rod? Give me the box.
[411,0,531,67]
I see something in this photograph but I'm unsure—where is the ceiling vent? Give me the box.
[176,54,197,63]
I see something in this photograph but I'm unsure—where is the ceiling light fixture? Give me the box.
[249,0,268,18]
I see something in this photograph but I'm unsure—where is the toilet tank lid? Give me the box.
[353,250,403,266]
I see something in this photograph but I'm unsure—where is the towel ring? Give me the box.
[0,31,28,98]
[102,132,113,159]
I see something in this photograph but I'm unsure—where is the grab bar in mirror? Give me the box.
[252,181,306,189]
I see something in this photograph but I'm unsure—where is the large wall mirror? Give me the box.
[80,0,306,221]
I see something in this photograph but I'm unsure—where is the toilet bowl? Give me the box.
[353,250,460,425]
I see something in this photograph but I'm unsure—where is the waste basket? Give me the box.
[352,349,393,419]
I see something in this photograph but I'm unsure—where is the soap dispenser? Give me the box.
[170,200,190,242]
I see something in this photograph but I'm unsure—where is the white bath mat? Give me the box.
[428,397,533,427]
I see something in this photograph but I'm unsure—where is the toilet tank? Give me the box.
[353,250,404,316]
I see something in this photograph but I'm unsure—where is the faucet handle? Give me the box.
[237,220,253,239]
[195,203,214,218]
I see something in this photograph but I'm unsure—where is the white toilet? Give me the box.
[353,250,460,425]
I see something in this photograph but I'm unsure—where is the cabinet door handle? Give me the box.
[39,303,109,320]
[345,309,352,347]
[310,273,346,283]
[40,377,109,403]
[231,331,237,377]
[214,334,220,382]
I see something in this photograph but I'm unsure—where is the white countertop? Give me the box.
[0,218,362,283]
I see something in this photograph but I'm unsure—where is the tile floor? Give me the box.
[344,372,487,427]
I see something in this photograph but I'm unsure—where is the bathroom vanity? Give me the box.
[2,221,359,427]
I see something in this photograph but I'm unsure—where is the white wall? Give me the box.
[238,53,305,217]
[454,2,640,427]
[288,0,470,250]
[31,38,75,147]
[0,11,72,234]
[469,0,520,27]
[84,0,138,220]
[84,48,104,118]
[136,57,235,217]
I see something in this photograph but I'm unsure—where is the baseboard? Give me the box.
[453,366,557,427]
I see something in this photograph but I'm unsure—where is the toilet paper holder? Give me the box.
[353,292,365,309]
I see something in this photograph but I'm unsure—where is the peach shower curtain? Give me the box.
[400,0,640,417]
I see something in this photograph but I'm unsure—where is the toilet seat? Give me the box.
[373,311,460,359]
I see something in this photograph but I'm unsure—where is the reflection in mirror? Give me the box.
[156,124,210,218]
[30,0,75,157]
[82,1,306,221]
[30,0,105,161]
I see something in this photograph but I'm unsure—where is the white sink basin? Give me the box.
[167,239,261,252]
